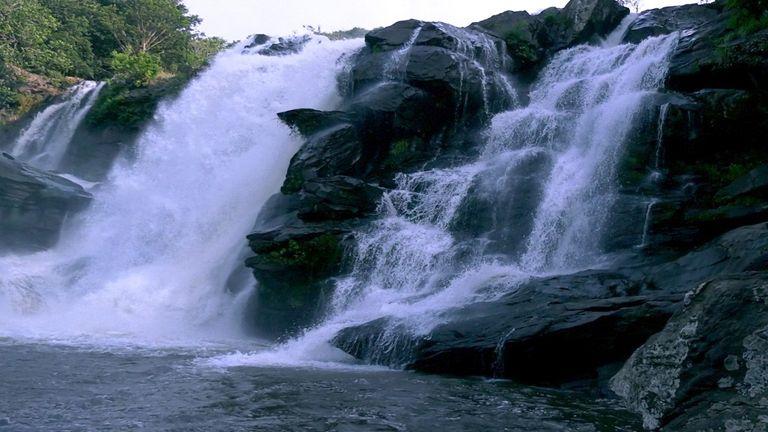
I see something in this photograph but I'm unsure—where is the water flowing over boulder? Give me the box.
[611,272,768,431]
[332,222,768,385]
[0,154,91,252]
[623,3,719,44]
[246,18,519,337]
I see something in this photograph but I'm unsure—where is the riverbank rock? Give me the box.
[611,272,768,431]
[333,222,768,386]
[0,154,91,252]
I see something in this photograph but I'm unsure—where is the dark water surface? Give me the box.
[0,340,640,431]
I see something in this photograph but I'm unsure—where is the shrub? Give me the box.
[110,51,162,87]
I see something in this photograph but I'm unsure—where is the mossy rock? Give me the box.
[86,76,189,130]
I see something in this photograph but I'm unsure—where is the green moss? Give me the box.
[86,75,187,130]
[262,234,342,276]
[503,24,541,69]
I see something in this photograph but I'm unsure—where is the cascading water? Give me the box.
[212,31,680,368]
[0,36,363,346]
[8,80,104,171]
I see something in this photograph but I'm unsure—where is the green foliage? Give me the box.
[110,51,161,87]
[0,60,20,110]
[86,75,186,129]
[725,0,768,35]
[0,0,226,127]
[504,25,541,69]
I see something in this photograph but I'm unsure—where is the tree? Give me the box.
[104,0,199,55]
[725,0,768,34]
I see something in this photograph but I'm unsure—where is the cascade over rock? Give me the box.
[247,18,518,337]
[0,154,91,252]
[333,222,768,385]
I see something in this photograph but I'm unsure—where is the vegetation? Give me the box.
[725,0,768,35]
[0,0,225,124]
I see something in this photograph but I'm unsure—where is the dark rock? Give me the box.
[716,165,768,201]
[333,270,674,388]
[561,0,629,46]
[0,156,91,252]
[350,82,439,142]
[611,272,768,430]
[297,176,383,221]
[245,34,271,49]
[277,109,351,137]
[257,35,312,56]
[282,124,361,194]
[623,4,719,44]
[365,20,424,52]
[334,223,768,385]
[472,11,534,40]
[666,9,768,92]
[245,217,357,338]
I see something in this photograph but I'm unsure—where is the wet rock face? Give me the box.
[611,272,768,431]
[333,222,768,387]
[561,0,629,45]
[623,3,719,44]
[246,17,520,338]
[334,270,674,388]
[0,154,91,252]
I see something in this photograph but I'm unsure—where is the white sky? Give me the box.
[184,0,696,41]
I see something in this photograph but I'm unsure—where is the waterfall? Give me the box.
[0,36,363,345]
[651,102,670,182]
[639,198,658,249]
[212,32,679,368]
[8,81,104,171]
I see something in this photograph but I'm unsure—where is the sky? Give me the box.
[184,0,696,41]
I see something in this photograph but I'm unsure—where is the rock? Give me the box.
[365,19,424,52]
[351,20,512,125]
[610,272,768,431]
[277,109,351,137]
[281,123,361,194]
[245,216,357,338]
[297,176,383,221]
[620,89,768,253]
[256,35,312,56]
[716,165,768,201]
[244,34,271,49]
[623,4,719,44]
[561,0,629,46]
[334,223,768,385]
[0,156,91,252]
[334,270,675,388]
[471,11,534,40]
[645,222,768,295]
[665,5,768,93]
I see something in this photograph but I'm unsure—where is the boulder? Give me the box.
[334,270,675,388]
[365,19,424,52]
[281,123,361,194]
[561,0,629,46]
[716,165,768,201]
[623,4,719,44]
[256,35,312,56]
[297,176,383,221]
[665,8,768,92]
[334,223,768,385]
[0,154,91,252]
[610,272,768,431]
[277,109,351,137]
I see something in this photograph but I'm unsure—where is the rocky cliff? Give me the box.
[244,0,768,430]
